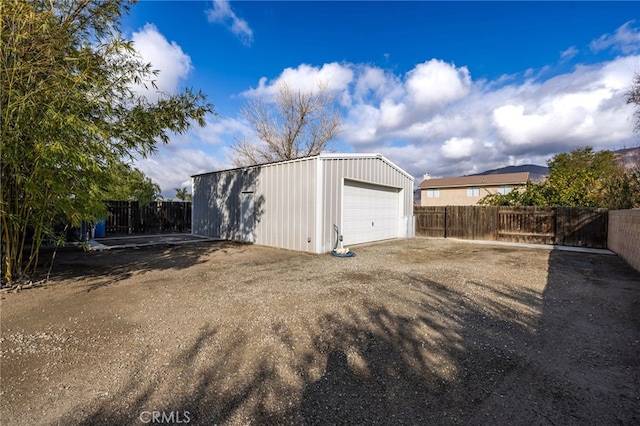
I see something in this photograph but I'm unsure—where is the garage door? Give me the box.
[343,181,400,245]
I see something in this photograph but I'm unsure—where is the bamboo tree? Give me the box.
[106,164,162,204]
[1,0,213,282]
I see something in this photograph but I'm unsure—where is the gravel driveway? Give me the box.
[1,238,639,425]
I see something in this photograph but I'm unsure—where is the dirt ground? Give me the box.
[1,238,639,425]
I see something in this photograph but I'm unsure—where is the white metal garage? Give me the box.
[342,180,400,245]
[192,153,414,253]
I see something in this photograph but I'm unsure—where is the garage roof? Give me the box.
[192,153,414,181]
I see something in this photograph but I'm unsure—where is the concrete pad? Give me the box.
[89,233,220,250]
[431,237,616,255]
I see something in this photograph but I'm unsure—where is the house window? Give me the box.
[467,187,480,197]
[426,189,440,198]
[498,185,513,195]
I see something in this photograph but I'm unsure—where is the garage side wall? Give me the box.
[192,169,259,240]
[320,157,414,252]
[254,158,318,252]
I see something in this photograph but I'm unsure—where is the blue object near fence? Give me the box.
[95,219,106,238]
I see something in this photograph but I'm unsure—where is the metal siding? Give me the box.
[192,175,207,235]
[193,154,412,253]
[252,157,317,252]
[322,160,340,252]
[192,169,257,240]
[320,156,414,252]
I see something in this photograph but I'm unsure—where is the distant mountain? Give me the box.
[470,146,640,181]
[425,147,639,192]
[613,146,640,156]
[472,164,549,182]
[613,146,640,170]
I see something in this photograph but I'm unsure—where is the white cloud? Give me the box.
[135,148,226,198]
[192,116,254,147]
[243,63,355,101]
[440,137,477,160]
[377,144,432,177]
[145,47,637,192]
[206,0,253,46]
[201,32,639,184]
[131,24,193,101]
[137,114,254,194]
[122,17,640,194]
[590,21,640,54]
[337,54,638,180]
[560,46,579,62]
[492,105,550,146]
[343,104,381,145]
[352,66,403,104]
[379,100,407,129]
[405,59,471,109]
[490,56,638,154]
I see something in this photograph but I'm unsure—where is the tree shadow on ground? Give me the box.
[41,241,244,292]
[48,242,640,425]
[53,263,556,425]
[298,275,542,425]
[527,249,640,425]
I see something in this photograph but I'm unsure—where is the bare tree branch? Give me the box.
[231,82,342,166]
[627,73,640,133]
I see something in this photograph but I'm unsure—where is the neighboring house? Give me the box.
[191,153,415,253]
[417,172,530,206]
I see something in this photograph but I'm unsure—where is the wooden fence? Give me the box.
[104,200,191,235]
[415,206,608,248]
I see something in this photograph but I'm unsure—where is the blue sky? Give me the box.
[121,1,640,197]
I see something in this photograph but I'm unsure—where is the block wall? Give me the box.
[608,209,640,273]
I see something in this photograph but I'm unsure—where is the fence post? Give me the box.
[549,207,556,245]
[127,201,132,235]
[443,206,447,239]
